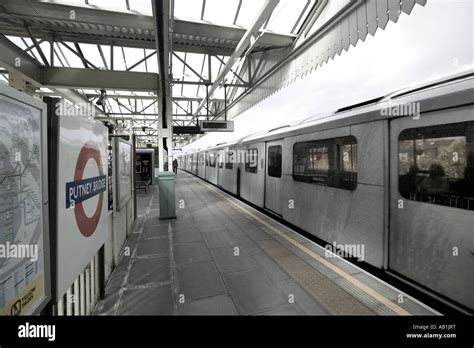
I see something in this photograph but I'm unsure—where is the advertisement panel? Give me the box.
[115,138,132,211]
[0,86,50,315]
[56,116,108,299]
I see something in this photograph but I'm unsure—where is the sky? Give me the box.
[181,0,474,153]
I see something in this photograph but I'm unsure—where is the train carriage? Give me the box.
[178,71,474,312]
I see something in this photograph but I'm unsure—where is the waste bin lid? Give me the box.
[156,171,176,179]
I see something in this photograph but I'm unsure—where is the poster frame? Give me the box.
[0,84,51,315]
[114,137,133,212]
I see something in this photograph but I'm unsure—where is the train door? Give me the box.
[216,150,224,187]
[217,151,224,187]
[264,140,283,215]
[388,108,474,310]
[235,167,240,196]
[194,154,198,175]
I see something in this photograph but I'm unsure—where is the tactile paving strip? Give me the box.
[263,247,375,315]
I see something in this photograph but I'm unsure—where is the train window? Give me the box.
[245,148,258,173]
[398,121,474,210]
[209,153,216,168]
[218,154,224,169]
[268,145,282,178]
[225,151,234,170]
[293,136,357,190]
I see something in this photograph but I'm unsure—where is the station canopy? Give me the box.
[0,0,318,147]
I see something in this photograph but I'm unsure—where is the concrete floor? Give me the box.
[94,171,437,316]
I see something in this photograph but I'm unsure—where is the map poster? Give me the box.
[56,116,108,300]
[0,86,50,315]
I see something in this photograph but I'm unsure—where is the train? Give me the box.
[178,71,474,313]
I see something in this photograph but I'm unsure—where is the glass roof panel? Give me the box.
[128,0,153,15]
[78,43,105,69]
[6,36,26,49]
[87,0,128,11]
[112,46,126,70]
[174,0,203,21]
[60,42,87,68]
[56,0,89,6]
[265,0,312,34]
[202,0,240,26]
[234,0,265,28]
[181,84,198,98]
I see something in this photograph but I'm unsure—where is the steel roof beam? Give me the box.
[42,67,159,91]
[24,24,49,66]
[0,0,295,52]
[0,34,42,84]
[188,0,280,124]
[173,52,207,82]
[0,35,106,115]
[152,0,171,127]
[81,93,225,103]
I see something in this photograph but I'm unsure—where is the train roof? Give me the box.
[182,70,473,154]
[237,69,474,145]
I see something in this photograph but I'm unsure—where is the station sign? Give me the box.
[199,120,234,132]
[56,116,108,299]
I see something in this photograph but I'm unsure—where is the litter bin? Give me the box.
[156,171,177,220]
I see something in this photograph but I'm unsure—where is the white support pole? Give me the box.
[74,278,80,315]
[57,296,64,316]
[66,287,73,316]
[80,271,85,315]
[94,254,100,302]
[85,265,91,315]
[91,257,95,308]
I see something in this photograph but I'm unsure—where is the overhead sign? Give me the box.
[0,85,50,315]
[199,120,234,132]
[56,116,108,299]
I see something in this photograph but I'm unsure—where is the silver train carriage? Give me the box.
[179,71,474,312]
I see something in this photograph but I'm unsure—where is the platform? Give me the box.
[94,171,438,316]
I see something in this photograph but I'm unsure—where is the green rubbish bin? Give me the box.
[156,171,177,220]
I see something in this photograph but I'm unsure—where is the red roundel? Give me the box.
[73,141,104,238]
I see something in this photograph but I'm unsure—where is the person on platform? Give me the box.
[173,158,178,174]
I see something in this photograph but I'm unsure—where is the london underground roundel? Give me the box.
[65,141,107,237]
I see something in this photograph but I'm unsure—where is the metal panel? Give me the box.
[226,0,425,120]
[376,0,389,30]
[388,0,401,23]
[341,16,351,51]
[357,2,368,42]
[401,0,416,14]
[43,67,159,91]
[366,0,378,36]
[348,10,359,47]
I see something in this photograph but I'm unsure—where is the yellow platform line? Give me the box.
[202,180,411,316]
